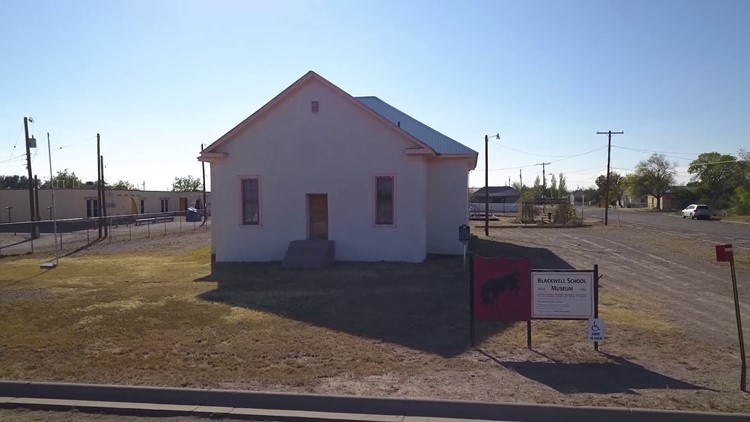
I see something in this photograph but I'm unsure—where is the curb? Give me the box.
[1,381,749,422]
[471,225,594,229]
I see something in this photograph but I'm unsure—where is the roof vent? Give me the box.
[311,101,320,113]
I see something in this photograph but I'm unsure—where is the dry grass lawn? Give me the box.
[1,229,749,414]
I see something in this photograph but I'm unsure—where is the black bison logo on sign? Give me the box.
[480,271,521,307]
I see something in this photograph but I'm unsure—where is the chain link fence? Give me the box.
[0,210,209,257]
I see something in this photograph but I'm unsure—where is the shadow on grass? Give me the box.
[479,349,709,394]
[197,236,574,358]
[471,236,574,270]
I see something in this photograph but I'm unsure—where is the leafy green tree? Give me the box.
[621,173,653,207]
[688,152,740,210]
[41,169,84,189]
[594,172,623,207]
[731,186,750,215]
[0,175,30,189]
[532,176,543,199]
[111,180,137,190]
[172,175,202,192]
[670,186,699,210]
[549,174,558,198]
[511,181,525,193]
[633,154,676,210]
[557,173,568,196]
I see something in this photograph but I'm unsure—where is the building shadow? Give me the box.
[197,236,574,358]
[471,236,574,270]
[478,349,710,394]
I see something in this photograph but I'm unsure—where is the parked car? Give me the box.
[681,204,712,220]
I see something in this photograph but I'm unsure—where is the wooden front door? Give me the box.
[308,194,328,240]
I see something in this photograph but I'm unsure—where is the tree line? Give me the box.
[592,150,749,214]
[511,173,569,201]
[1,171,204,192]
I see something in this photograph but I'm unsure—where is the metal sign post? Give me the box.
[459,224,470,270]
[468,250,475,347]
[716,244,747,392]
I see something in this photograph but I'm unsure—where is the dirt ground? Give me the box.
[1,226,749,414]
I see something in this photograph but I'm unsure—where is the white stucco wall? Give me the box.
[210,78,429,263]
[426,158,471,255]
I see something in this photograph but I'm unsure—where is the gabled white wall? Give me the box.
[210,78,429,262]
[426,157,470,255]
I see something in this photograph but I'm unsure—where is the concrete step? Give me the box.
[281,240,335,269]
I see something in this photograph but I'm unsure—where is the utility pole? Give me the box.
[596,130,624,226]
[519,169,523,192]
[484,133,500,236]
[34,175,40,222]
[536,162,551,198]
[24,117,39,239]
[97,134,102,238]
[101,156,108,237]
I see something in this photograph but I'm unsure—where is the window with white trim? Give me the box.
[160,199,169,213]
[242,178,260,225]
[375,176,394,225]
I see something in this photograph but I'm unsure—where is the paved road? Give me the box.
[582,206,750,249]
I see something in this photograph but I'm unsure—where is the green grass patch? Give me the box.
[723,215,750,223]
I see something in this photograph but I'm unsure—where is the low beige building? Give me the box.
[0,188,211,223]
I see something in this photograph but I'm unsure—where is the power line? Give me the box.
[486,163,543,171]
[490,139,572,158]
[563,166,607,175]
[56,135,97,151]
[611,145,699,162]
[552,145,608,163]
[485,145,607,171]
[611,144,705,156]
[6,126,22,159]
[0,153,27,164]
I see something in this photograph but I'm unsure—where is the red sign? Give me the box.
[716,244,734,262]
[473,256,531,321]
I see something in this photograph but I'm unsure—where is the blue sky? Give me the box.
[1,0,748,191]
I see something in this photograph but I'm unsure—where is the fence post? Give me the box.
[147,223,150,238]
[129,224,132,241]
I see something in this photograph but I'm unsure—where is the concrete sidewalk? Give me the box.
[1,381,749,422]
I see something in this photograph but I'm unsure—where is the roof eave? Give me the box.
[197,152,228,163]
[406,148,435,156]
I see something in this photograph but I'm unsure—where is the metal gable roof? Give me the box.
[355,96,477,156]
[473,186,521,197]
